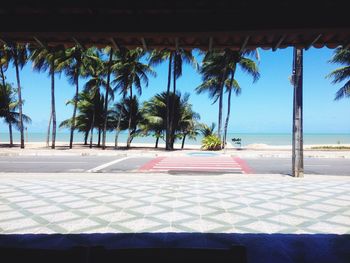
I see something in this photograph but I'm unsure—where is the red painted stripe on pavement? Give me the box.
[233,157,253,174]
[139,157,166,171]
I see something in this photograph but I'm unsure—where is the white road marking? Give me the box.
[86,157,130,173]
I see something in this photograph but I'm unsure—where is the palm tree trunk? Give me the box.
[84,131,89,145]
[50,61,56,149]
[292,48,304,177]
[165,52,173,150]
[169,52,177,150]
[89,110,95,148]
[217,68,228,142]
[218,88,223,139]
[114,112,122,149]
[69,77,79,149]
[223,67,236,149]
[14,57,25,149]
[0,66,13,147]
[102,49,113,150]
[126,89,133,148]
[98,128,101,147]
[155,136,159,148]
[222,89,232,149]
[181,133,187,149]
[46,111,52,147]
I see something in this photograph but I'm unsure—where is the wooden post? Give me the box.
[292,48,304,177]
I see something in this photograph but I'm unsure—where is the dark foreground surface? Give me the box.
[0,233,349,263]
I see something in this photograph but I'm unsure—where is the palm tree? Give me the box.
[149,48,197,150]
[327,47,350,100]
[5,43,28,148]
[141,95,167,148]
[141,91,197,149]
[113,48,155,148]
[60,90,105,147]
[198,49,259,147]
[29,43,65,149]
[101,46,116,149]
[179,104,200,149]
[0,83,31,144]
[0,45,13,146]
[112,96,143,147]
[83,50,115,148]
[58,44,94,148]
[198,122,216,137]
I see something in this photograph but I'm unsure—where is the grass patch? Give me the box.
[311,146,350,150]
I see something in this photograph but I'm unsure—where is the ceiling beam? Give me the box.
[305,34,322,50]
[175,37,179,51]
[0,38,8,45]
[209,37,213,51]
[72,37,84,49]
[110,37,120,51]
[140,37,147,50]
[272,35,286,51]
[33,36,45,48]
[239,36,250,52]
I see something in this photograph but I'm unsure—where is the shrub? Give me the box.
[201,135,222,151]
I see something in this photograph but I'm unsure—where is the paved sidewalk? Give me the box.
[0,173,349,234]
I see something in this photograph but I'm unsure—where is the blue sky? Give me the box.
[0,47,349,134]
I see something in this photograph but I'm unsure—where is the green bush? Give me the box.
[201,135,222,151]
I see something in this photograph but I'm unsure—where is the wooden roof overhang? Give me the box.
[1,0,349,50]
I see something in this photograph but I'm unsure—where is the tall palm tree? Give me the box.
[327,47,350,100]
[101,46,116,149]
[0,45,13,146]
[58,44,93,148]
[83,50,114,148]
[0,83,31,143]
[149,49,173,150]
[5,43,28,148]
[198,49,259,147]
[113,48,155,148]
[29,43,64,149]
[149,48,197,150]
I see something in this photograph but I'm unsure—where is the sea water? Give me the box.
[1,132,350,146]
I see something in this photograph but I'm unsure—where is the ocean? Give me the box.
[1,132,350,146]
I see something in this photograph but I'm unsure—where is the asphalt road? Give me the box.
[0,155,349,175]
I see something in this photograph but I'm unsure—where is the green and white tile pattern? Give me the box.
[0,174,349,234]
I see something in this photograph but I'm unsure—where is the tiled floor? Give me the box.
[0,174,349,234]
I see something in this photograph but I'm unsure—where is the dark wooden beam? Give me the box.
[0,38,8,45]
[272,35,286,51]
[239,36,250,52]
[343,42,350,49]
[72,37,84,49]
[110,37,120,51]
[175,37,179,51]
[33,36,45,47]
[141,37,147,50]
[208,37,213,51]
[305,34,322,50]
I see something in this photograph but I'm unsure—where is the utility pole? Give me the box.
[292,48,304,177]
